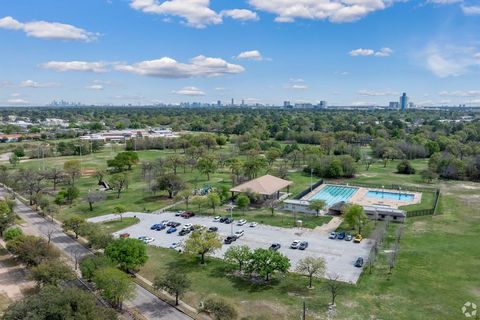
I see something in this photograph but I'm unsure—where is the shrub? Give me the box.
[3,227,23,241]
[397,160,416,174]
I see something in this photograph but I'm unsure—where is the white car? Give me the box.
[290,240,302,249]
[169,242,182,249]
[213,216,221,222]
[234,230,245,238]
[237,219,247,226]
[249,222,258,228]
[183,224,193,230]
[138,236,155,244]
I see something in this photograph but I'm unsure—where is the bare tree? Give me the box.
[325,273,344,306]
[41,226,56,246]
[42,167,66,191]
[85,191,107,211]
[70,249,82,271]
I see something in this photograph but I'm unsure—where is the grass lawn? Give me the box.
[0,293,11,318]
[98,217,140,234]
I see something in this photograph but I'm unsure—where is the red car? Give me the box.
[119,233,130,238]
[181,211,195,219]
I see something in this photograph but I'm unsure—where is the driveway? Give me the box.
[90,212,373,284]
[0,188,191,320]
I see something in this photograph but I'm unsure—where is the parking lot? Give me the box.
[89,212,373,283]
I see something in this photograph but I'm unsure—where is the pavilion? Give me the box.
[230,175,292,200]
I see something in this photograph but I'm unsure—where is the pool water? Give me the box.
[310,185,359,207]
[366,190,414,201]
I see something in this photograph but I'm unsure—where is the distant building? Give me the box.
[409,102,415,110]
[283,101,291,108]
[231,98,234,106]
[217,100,221,107]
[400,93,409,112]
[241,99,245,107]
[389,102,399,109]
[318,101,328,109]
[294,103,314,108]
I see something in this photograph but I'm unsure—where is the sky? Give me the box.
[1,0,480,107]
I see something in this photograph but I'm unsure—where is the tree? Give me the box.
[107,151,139,171]
[397,160,416,174]
[247,248,290,281]
[343,204,368,234]
[16,168,45,206]
[30,260,75,287]
[85,191,107,211]
[63,216,86,239]
[80,255,115,281]
[177,189,192,209]
[207,192,221,213]
[266,148,281,167]
[110,173,129,199]
[154,272,191,306]
[325,273,344,306]
[226,158,243,185]
[236,194,250,213]
[197,157,218,180]
[242,155,267,179]
[3,286,118,320]
[3,226,23,241]
[184,229,222,264]
[9,154,19,167]
[421,169,438,183]
[43,167,66,191]
[93,267,136,310]
[0,200,15,234]
[64,160,81,186]
[224,245,251,272]
[166,154,186,175]
[113,205,126,221]
[57,186,80,205]
[308,199,326,216]
[295,257,326,288]
[155,173,185,198]
[105,238,148,271]
[191,196,208,213]
[6,235,60,266]
[201,296,238,320]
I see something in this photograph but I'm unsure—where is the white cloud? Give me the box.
[461,5,480,15]
[0,16,97,41]
[173,86,206,96]
[87,84,104,90]
[291,84,308,90]
[350,47,393,57]
[41,61,109,73]
[7,98,28,105]
[358,89,397,96]
[249,0,391,23]
[438,90,480,97]
[116,55,244,78]
[422,44,480,77]
[236,50,263,61]
[221,9,259,21]
[428,0,462,4]
[130,0,222,28]
[19,80,60,88]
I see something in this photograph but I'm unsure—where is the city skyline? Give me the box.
[1,0,480,107]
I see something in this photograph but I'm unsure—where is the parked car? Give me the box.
[219,217,228,223]
[249,222,258,228]
[269,243,281,251]
[329,232,337,239]
[151,224,160,230]
[224,236,236,244]
[290,240,301,249]
[353,234,363,243]
[337,231,346,240]
[354,257,364,267]
[175,211,184,216]
[181,211,195,219]
[237,219,247,226]
[299,241,309,250]
[224,217,234,224]
[213,216,221,222]
[234,230,245,238]
[119,233,130,238]
[179,229,190,236]
[169,242,183,252]
[161,220,169,225]
[345,234,353,241]
[182,224,193,231]
[155,224,166,231]
[167,221,181,227]
[138,236,154,244]
[167,227,177,234]
[208,226,218,232]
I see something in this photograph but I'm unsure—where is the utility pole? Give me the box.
[302,300,306,320]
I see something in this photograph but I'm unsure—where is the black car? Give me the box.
[167,221,181,227]
[298,241,309,250]
[269,243,281,251]
[179,229,190,236]
[354,257,364,268]
[337,231,346,240]
[224,218,234,224]
[208,226,218,232]
[224,236,236,244]
[219,217,228,223]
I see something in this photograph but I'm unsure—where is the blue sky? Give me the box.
[1,0,480,106]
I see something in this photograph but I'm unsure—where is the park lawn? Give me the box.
[0,293,11,318]
[98,217,140,234]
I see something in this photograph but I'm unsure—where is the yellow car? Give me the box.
[353,234,363,243]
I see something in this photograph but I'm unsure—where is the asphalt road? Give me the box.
[90,211,373,283]
[0,188,191,320]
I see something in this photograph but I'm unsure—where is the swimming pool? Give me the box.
[309,185,359,207]
[366,190,414,201]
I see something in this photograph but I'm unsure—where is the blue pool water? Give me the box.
[366,190,414,201]
[309,185,359,207]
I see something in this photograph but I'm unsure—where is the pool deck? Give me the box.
[303,184,422,209]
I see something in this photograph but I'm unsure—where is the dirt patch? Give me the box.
[357,173,378,178]
[0,249,35,302]
[82,168,97,176]
[411,221,428,233]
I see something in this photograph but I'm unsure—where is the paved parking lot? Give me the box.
[89,212,373,283]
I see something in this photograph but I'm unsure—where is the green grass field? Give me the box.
[98,217,140,234]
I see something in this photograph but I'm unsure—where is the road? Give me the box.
[0,188,192,320]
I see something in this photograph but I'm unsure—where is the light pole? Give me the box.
[382,185,385,199]
[310,168,313,193]
[228,205,234,237]
[399,187,402,200]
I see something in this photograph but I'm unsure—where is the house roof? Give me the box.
[230,175,292,196]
